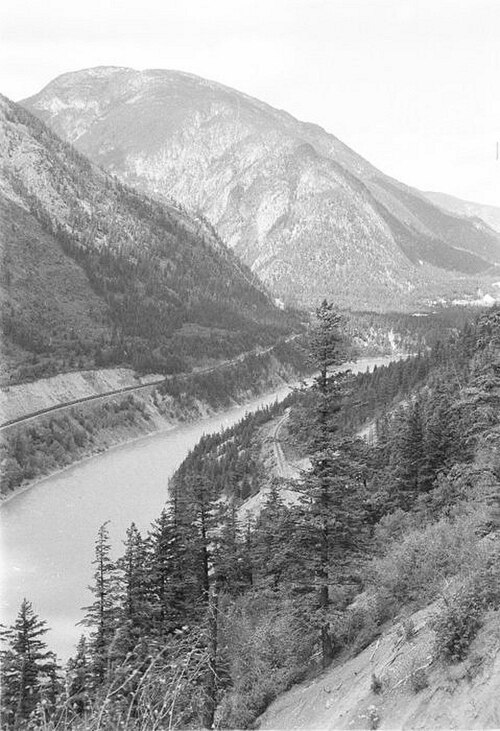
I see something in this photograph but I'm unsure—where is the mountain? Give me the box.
[424,191,500,234]
[0,95,299,384]
[22,66,500,311]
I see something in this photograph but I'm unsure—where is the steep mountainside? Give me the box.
[22,66,500,311]
[424,190,500,234]
[0,95,299,384]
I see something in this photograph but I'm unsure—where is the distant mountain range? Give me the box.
[0,95,298,383]
[22,66,500,311]
[423,191,500,234]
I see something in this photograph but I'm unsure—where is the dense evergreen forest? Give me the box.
[1,306,499,729]
[343,306,480,356]
[1,97,303,384]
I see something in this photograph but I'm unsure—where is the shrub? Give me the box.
[340,590,395,655]
[370,673,383,694]
[433,584,483,663]
[433,544,500,664]
[409,666,429,692]
[368,705,381,729]
[216,591,314,728]
[401,616,416,641]
[367,514,483,606]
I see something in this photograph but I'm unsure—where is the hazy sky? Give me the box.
[1,0,499,205]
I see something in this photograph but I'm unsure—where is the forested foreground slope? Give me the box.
[1,307,498,729]
[0,94,300,384]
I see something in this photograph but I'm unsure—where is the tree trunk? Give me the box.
[201,585,219,729]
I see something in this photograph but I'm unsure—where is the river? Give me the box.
[0,356,395,660]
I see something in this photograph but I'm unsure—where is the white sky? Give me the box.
[1,0,499,206]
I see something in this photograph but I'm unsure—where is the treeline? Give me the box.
[159,310,488,507]
[173,401,284,503]
[2,307,498,729]
[159,339,308,409]
[288,352,432,445]
[289,308,488,440]
[0,343,308,498]
[345,306,480,355]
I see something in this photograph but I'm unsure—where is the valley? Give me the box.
[0,338,308,501]
[1,51,499,731]
[0,382,297,660]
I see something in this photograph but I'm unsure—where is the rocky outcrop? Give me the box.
[22,67,500,310]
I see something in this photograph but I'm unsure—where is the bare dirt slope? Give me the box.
[0,368,162,424]
[237,411,300,523]
[258,597,500,730]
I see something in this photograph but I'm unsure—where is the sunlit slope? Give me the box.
[22,66,500,310]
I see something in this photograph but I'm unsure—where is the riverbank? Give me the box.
[0,377,304,660]
[0,420,173,507]
[1,351,303,504]
[0,353,402,661]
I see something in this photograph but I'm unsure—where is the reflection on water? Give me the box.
[0,357,393,660]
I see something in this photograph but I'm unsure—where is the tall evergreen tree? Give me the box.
[80,522,118,685]
[392,399,426,508]
[115,523,153,656]
[296,301,363,668]
[251,481,298,590]
[0,599,58,729]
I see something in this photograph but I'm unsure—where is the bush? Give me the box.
[409,666,429,692]
[338,589,397,656]
[368,705,381,730]
[432,584,483,663]
[370,673,383,694]
[367,514,483,606]
[401,616,416,641]
[216,592,314,728]
[433,544,500,664]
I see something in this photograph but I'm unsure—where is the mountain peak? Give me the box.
[22,69,500,311]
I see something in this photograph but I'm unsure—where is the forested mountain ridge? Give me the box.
[424,190,500,234]
[22,66,500,311]
[0,94,301,383]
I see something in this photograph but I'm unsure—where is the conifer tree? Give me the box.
[115,523,152,656]
[148,506,187,634]
[212,500,252,595]
[392,399,426,507]
[251,481,298,590]
[174,475,224,727]
[307,300,350,453]
[297,301,362,668]
[0,599,58,729]
[66,635,92,715]
[80,522,118,685]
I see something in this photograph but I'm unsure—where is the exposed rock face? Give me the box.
[23,67,500,310]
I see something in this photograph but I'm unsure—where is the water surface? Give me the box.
[0,357,393,659]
